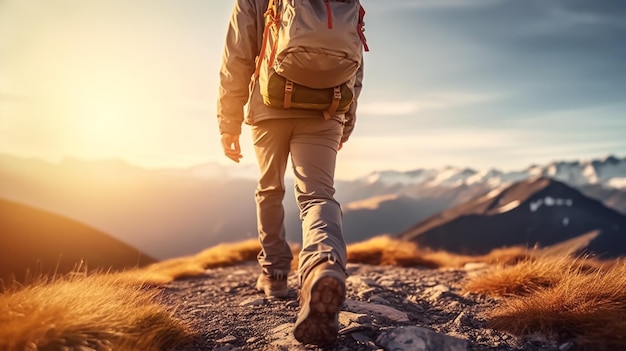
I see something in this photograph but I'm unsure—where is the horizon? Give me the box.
[1,0,625,179]
[1,151,624,181]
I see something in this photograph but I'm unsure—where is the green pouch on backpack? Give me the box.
[261,69,353,113]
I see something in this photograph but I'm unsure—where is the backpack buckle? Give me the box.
[284,80,294,109]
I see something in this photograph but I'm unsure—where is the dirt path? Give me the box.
[161,262,570,351]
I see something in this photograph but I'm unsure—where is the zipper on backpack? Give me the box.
[324,0,333,29]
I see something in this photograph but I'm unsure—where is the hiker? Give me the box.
[217,0,367,346]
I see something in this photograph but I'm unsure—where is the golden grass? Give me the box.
[464,254,608,297]
[0,240,266,350]
[125,239,262,284]
[346,235,530,268]
[465,256,626,349]
[0,272,190,351]
[4,236,624,350]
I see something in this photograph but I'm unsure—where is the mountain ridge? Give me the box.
[399,177,626,258]
[0,198,156,283]
[360,154,626,189]
[2,153,625,260]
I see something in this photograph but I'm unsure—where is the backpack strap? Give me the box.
[254,0,281,80]
[322,86,342,120]
[358,5,369,52]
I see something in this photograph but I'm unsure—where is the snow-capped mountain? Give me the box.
[399,177,626,258]
[361,155,626,190]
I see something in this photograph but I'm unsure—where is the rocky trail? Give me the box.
[161,262,576,351]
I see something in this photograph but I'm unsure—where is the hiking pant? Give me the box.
[252,117,347,283]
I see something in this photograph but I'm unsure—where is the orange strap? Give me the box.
[323,86,342,120]
[267,24,280,68]
[284,80,294,108]
[254,0,280,80]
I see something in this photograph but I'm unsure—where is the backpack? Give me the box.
[253,0,369,119]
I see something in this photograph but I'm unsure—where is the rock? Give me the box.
[368,294,391,305]
[238,297,265,306]
[350,331,373,343]
[423,284,452,300]
[344,299,410,323]
[358,287,379,299]
[229,269,249,276]
[269,323,307,350]
[425,284,450,294]
[161,261,564,351]
[338,323,370,335]
[378,279,396,288]
[452,312,465,328]
[215,335,237,343]
[376,326,468,351]
[347,275,381,289]
[339,311,370,326]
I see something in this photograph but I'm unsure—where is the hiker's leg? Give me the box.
[290,118,346,283]
[252,120,294,278]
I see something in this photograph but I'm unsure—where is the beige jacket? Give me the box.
[217,0,364,144]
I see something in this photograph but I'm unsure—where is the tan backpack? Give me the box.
[253,0,369,119]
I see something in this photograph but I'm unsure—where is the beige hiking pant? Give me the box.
[252,117,347,283]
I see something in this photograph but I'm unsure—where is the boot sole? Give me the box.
[293,271,346,346]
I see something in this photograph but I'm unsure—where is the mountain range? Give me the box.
[361,155,626,190]
[400,177,626,258]
[1,154,625,259]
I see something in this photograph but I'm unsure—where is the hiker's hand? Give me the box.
[221,133,242,163]
[338,142,344,151]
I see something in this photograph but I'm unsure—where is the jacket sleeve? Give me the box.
[217,0,259,135]
[341,60,364,144]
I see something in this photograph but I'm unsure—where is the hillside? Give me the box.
[0,198,155,283]
[399,177,626,258]
[0,155,261,259]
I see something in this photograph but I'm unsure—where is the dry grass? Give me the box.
[465,255,626,349]
[132,236,526,285]
[346,235,530,268]
[126,239,262,284]
[347,235,439,267]
[463,254,602,297]
[0,272,190,351]
[5,235,624,350]
[351,236,626,348]
[0,240,266,351]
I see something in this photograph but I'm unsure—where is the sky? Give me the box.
[1,0,625,180]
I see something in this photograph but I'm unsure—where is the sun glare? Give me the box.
[75,94,134,148]
[65,67,159,157]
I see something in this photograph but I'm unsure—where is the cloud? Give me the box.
[359,92,498,116]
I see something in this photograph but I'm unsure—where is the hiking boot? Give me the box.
[256,273,289,298]
[293,262,346,346]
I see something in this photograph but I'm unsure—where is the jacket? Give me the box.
[217,0,364,144]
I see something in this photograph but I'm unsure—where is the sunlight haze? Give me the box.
[1,0,625,179]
